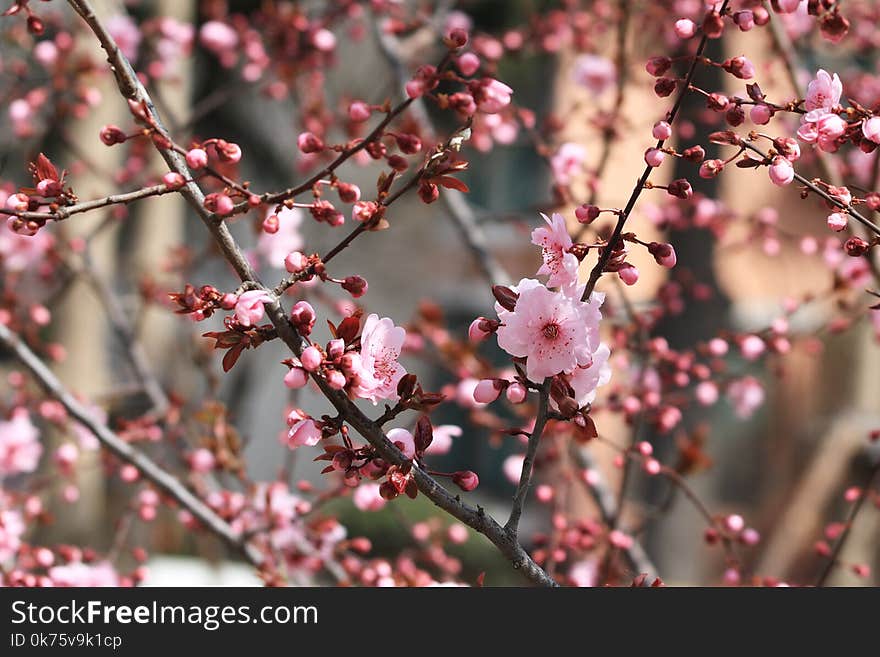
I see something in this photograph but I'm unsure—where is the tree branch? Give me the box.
[0,322,264,567]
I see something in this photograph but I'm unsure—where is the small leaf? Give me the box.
[434,175,469,193]
[222,344,245,372]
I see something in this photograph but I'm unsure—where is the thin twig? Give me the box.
[1,183,174,223]
[505,381,551,537]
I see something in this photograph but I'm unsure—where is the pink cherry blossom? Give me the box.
[234,290,272,327]
[475,78,512,113]
[863,117,880,144]
[495,279,603,382]
[549,142,586,186]
[572,54,616,95]
[287,417,322,449]
[531,213,579,289]
[563,343,612,408]
[0,408,42,477]
[804,69,842,114]
[352,314,407,403]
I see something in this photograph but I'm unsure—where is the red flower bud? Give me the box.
[452,470,480,492]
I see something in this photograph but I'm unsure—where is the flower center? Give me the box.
[542,322,560,340]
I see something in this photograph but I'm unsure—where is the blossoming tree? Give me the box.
[1,0,879,587]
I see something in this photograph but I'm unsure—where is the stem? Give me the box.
[505,381,551,537]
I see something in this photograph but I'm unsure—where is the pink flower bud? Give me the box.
[6,193,29,212]
[284,251,308,273]
[667,178,693,199]
[262,214,279,234]
[348,101,371,122]
[699,159,724,178]
[342,275,368,298]
[452,470,479,492]
[768,156,794,186]
[387,427,416,459]
[468,317,490,342]
[284,366,309,389]
[288,418,322,449]
[290,301,316,335]
[337,182,361,203]
[204,192,234,216]
[99,124,126,146]
[674,18,696,39]
[862,117,880,144]
[734,10,755,31]
[190,448,215,473]
[185,148,208,169]
[826,212,847,232]
[214,139,242,163]
[473,379,502,404]
[750,104,772,125]
[644,148,665,167]
[618,263,639,286]
[506,382,526,404]
[845,237,869,257]
[725,514,745,533]
[297,131,324,154]
[722,56,755,80]
[708,338,728,356]
[652,121,672,140]
[648,242,677,268]
[301,346,323,372]
[163,172,185,189]
[575,204,601,223]
[456,52,480,76]
[740,335,765,361]
[326,369,347,390]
